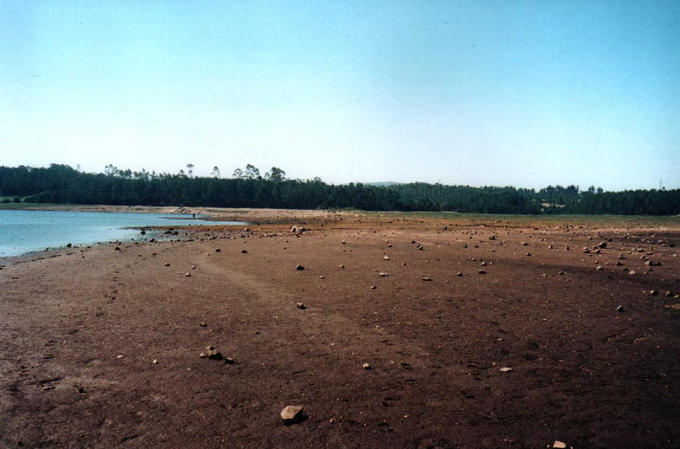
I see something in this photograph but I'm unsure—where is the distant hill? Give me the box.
[365,182,400,187]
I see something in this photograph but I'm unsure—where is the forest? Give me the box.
[1,164,679,215]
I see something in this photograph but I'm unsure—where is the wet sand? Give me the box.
[1,210,679,448]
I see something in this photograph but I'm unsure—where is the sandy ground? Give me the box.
[1,210,680,449]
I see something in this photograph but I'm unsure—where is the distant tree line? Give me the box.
[0,164,679,215]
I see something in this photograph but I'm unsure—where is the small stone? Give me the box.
[116,354,124,359]
[383,255,390,260]
[201,346,223,360]
[456,272,463,277]
[650,289,658,296]
[628,270,636,275]
[616,305,624,313]
[224,357,235,365]
[319,275,325,279]
[370,285,376,290]
[521,242,528,246]
[199,322,207,327]
[185,272,191,277]
[480,261,487,266]
[553,441,567,449]
[295,264,304,271]
[215,248,221,252]
[421,277,432,281]
[558,271,565,275]
[478,270,486,274]
[164,263,170,266]
[338,264,345,269]
[280,405,304,423]
[362,363,371,370]
[379,272,388,277]
[296,302,306,310]
[241,249,248,254]
[499,367,512,373]
[665,291,672,298]
[596,265,603,270]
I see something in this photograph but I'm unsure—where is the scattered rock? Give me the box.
[456,272,463,277]
[215,248,221,252]
[319,275,325,279]
[596,265,603,270]
[383,255,390,260]
[362,362,372,370]
[628,270,636,275]
[338,264,345,269]
[164,263,170,266]
[184,272,191,277]
[499,367,513,373]
[422,277,432,281]
[553,441,567,449]
[241,249,248,254]
[199,322,207,327]
[616,305,625,313]
[296,302,306,310]
[280,405,304,423]
[370,285,376,290]
[295,264,304,271]
[650,289,658,296]
[597,241,608,248]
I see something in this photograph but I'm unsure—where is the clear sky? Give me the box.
[1,0,679,190]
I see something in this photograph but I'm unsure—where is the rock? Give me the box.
[596,265,603,270]
[628,270,636,275]
[362,362,371,370]
[152,359,158,364]
[650,289,658,296]
[215,248,221,252]
[616,305,625,312]
[489,235,496,240]
[422,277,432,281]
[370,285,376,290]
[598,241,608,249]
[665,291,673,298]
[280,405,304,423]
[383,255,390,260]
[499,367,513,373]
[184,272,191,277]
[553,441,567,449]
[521,242,528,246]
[478,270,486,275]
[241,249,248,254]
[480,261,487,266]
[200,346,223,360]
[548,244,553,249]
[199,322,207,327]
[558,271,565,275]
[296,302,306,310]
[295,264,304,271]
[379,272,389,277]
[338,264,345,269]
[456,272,463,277]
[319,275,325,279]
[164,263,170,266]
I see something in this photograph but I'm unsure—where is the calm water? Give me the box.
[0,210,245,257]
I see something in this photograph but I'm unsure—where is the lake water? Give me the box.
[0,210,245,257]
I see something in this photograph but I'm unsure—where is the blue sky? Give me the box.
[1,0,679,189]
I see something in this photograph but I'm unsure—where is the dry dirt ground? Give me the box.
[1,211,679,449]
